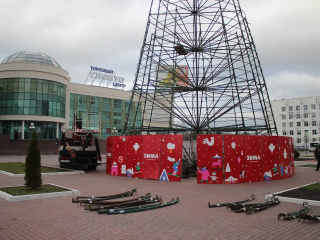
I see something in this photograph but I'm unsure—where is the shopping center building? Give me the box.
[0,51,143,140]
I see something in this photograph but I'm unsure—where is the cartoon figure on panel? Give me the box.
[198,166,210,183]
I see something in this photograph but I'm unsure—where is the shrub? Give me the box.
[24,131,42,190]
[294,150,300,159]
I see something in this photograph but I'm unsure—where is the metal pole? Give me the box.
[305,134,307,154]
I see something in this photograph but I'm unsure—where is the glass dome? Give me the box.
[1,51,62,68]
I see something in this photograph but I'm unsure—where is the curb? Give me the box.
[0,165,84,177]
[265,182,320,207]
[0,183,80,202]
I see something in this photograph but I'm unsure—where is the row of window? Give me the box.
[282,113,317,120]
[0,121,58,140]
[282,121,317,128]
[69,96,123,111]
[0,107,65,117]
[0,78,66,97]
[283,129,317,136]
[282,104,319,112]
[0,92,65,104]
[295,138,318,144]
[0,79,66,118]
[69,93,142,139]
[0,100,65,110]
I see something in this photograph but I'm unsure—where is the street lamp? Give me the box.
[304,133,308,154]
[29,123,35,133]
[112,127,118,135]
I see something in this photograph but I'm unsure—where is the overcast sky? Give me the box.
[0,0,319,101]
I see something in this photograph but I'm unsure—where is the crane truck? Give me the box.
[58,111,101,170]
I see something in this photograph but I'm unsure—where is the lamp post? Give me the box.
[29,123,35,134]
[112,127,118,136]
[304,133,308,154]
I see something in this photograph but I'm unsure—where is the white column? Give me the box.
[22,120,25,139]
[56,122,59,139]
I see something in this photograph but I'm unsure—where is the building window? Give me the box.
[312,113,316,118]
[297,130,301,135]
[283,131,286,136]
[296,114,300,119]
[297,138,301,143]
[69,94,141,140]
[305,130,309,136]
[90,96,95,105]
[304,113,308,118]
[304,105,308,110]
[289,106,293,111]
[0,78,66,118]
[296,105,300,111]
[312,121,317,126]
[290,130,294,135]
[289,122,293,127]
[311,104,316,110]
[313,130,317,135]
[282,123,286,127]
[282,115,286,120]
[289,114,293,119]
[304,121,309,127]
[297,122,301,127]
[282,107,286,112]
[313,138,317,142]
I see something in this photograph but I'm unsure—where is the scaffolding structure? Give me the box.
[124,0,277,140]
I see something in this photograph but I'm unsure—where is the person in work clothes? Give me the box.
[14,130,18,142]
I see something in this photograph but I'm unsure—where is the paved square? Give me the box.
[0,155,319,240]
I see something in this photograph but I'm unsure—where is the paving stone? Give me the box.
[0,156,319,239]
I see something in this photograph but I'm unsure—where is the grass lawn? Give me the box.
[301,182,320,191]
[0,162,70,174]
[297,165,317,168]
[0,184,71,196]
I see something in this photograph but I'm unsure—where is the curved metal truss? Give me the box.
[124,0,277,136]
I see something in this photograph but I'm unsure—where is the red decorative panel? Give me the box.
[159,135,183,182]
[140,135,162,180]
[126,135,143,178]
[262,136,279,181]
[106,136,113,174]
[197,135,223,184]
[106,135,296,184]
[224,135,246,184]
[244,136,263,183]
[109,136,128,177]
[278,136,290,179]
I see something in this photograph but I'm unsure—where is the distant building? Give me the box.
[271,96,320,146]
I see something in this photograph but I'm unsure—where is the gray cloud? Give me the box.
[0,0,318,100]
[267,71,320,100]
[241,0,320,100]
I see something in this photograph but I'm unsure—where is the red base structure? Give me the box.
[106,135,295,184]
[106,135,183,182]
[197,135,295,184]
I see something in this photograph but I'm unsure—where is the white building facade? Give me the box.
[271,96,320,147]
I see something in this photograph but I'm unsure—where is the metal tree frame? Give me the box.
[124,0,277,139]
